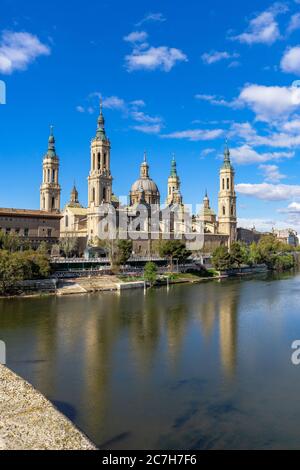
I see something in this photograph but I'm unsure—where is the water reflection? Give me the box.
[1,272,300,449]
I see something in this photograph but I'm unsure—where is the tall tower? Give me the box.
[167,155,181,205]
[87,100,113,239]
[40,126,61,212]
[218,142,237,246]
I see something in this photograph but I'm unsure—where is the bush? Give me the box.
[144,262,158,287]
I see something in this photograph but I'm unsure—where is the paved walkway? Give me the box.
[0,365,96,450]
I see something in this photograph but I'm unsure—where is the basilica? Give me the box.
[0,102,237,256]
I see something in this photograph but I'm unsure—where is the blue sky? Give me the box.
[1,0,300,232]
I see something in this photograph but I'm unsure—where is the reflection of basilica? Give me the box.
[218,289,238,378]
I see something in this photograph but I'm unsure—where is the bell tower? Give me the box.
[167,155,181,205]
[87,100,113,240]
[218,142,237,247]
[40,126,61,212]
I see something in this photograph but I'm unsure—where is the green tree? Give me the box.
[59,237,79,258]
[159,240,191,272]
[230,242,245,268]
[144,262,158,287]
[0,251,24,294]
[0,232,20,252]
[117,240,133,265]
[212,246,232,271]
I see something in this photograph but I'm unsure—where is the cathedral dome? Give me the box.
[131,177,159,193]
[130,154,160,205]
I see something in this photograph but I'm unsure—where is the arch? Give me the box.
[102,187,107,201]
[227,178,230,190]
[223,205,226,216]
[51,197,55,210]
[91,187,95,203]
[103,152,107,169]
[65,214,69,228]
[93,153,95,170]
[222,178,225,190]
[97,152,101,170]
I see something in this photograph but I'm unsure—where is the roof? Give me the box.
[131,177,159,193]
[0,208,62,219]
[65,207,87,216]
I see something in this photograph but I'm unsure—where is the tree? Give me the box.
[117,240,133,265]
[212,246,232,271]
[0,231,20,252]
[0,251,24,294]
[159,240,191,272]
[230,242,245,268]
[59,237,79,258]
[37,241,49,255]
[249,242,261,265]
[144,262,158,287]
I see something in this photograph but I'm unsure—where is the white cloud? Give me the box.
[236,183,300,201]
[278,201,300,213]
[259,164,286,182]
[195,94,237,107]
[281,45,300,74]
[237,84,300,121]
[238,217,292,232]
[136,12,166,26]
[131,124,162,134]
[287,13,300,33]
[0,30,50,74]
[125,45,187,72]
[230,120,300,149]
[102,96,125,110]
[130,99,146,108]
[131,110,162,124]
[229,144,294,164]
[161,128,224,141]
[231,3,287,45]
[123,31,148,43]
[201,148,215,157]
[76,105,85,113]
[201,50,239,65]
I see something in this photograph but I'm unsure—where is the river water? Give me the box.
[1,272,300,449]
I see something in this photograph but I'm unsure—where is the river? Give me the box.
[1,272,300,449]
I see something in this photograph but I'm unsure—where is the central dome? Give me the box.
[130,154,160,205]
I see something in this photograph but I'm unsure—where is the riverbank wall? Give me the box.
[0,364,96,450]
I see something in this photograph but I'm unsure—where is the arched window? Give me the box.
[51,197,55,210]
[93,153,95,170]
[98,153,101,170]
[65,215,69,228]
[91,187,95,202]
[231,205,234,216]
[223,206,226,216]
[103,152,107,169]
[222,179,225,190]
[43,197,45,209]
[103,187,106,201]
[52,169,55,183]
[227,178,230,190]
[47,169,50,182]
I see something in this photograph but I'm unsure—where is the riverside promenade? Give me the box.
[0,365,96,450]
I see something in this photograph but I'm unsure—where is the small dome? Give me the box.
[131,177,159,193]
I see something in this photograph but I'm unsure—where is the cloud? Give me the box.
[287,13,300,34]
[259,164,286,182]
[236,183,300,201]
[229,144,294,164]
[237,84,300,121]
[201,50,239,65]
[230,120,300,149]
[125,45,187,72]
[123,31,148,43]
[281,45,300,74]
[195,93,238,107]
[131,110,162,124]
[201,148,215,157]
[0,30,50,74]
[76,105,85,113]
[131,124,163,134]
[161,128,224,141]
[102,95,125,110]
[136,13,166,27]
[238,217,288,232]
[130,100,146,108]
[278,201,300,213]
[230,3,287,45]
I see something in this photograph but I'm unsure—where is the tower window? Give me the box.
[103,152,107,169]
[43,197,45,209]
[98,153,101,170]
[51,197,55,210]
[222,179,225,190]
[103,187,106,201]
[223,206,226,216]
[65,215,69,228]
[91,188,95,202]
[47,169,50,182]
[231,205,234,216]
[227,178,230,190]
[52,169,55,183]
[93,153,95,170]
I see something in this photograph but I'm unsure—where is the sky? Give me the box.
[1,0,300,232]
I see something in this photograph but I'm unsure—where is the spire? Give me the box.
[222,139,232,169]
[47,125,56,158]
[96,97,106,140]
[203,189,210,208]
[69,182,82,208]
[170,154,177,177]
[140,152,149,178]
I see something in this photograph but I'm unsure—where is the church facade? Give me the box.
[60,102,237,255]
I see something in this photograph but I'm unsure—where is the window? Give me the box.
[43,197,45,209]
[98,153,101,170]
[15,228,20,235]
[227,178,230,190]
[47,229,52,238]
[47,169,50,182]
[231,205,234,216]
[103,152,107,169]
[51,197,55,210]
[91,188,95,202]
[103,187,106,201]
[5,228,11,234]
[65,215,69,228]
[222,179,225,190]
[52,169,55,183]
[93,153,95,170]
[223,206,226,216]
[24,228,29,237]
